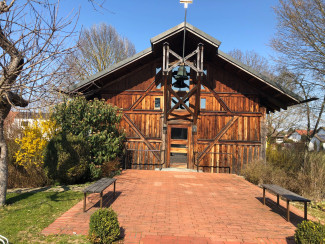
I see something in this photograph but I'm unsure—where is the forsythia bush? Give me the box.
[14,116,57,169]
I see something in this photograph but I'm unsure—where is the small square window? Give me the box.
[155,97,161,109]
[201,98,206,109]
[21,121,29,127]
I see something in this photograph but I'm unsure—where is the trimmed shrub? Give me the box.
[43,133,90,184]
[88,208,120,244]
[294,220,325,244]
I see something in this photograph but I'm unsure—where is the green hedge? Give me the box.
[43,133,90,184]
[88,208,120,244]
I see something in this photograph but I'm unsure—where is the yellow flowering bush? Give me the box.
[15,116,57,169]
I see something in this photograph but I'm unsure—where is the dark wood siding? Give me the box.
[99,59,266,173]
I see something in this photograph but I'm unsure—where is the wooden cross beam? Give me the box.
[128,70,162,111]
[197,116,239,163]
[167,86,195,116]
[123,114,161,162]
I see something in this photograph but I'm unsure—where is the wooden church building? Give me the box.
[69,23,303,173]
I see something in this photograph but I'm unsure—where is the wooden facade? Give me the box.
[70,23,302,174]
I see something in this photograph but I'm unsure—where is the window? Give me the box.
[201,98,206,109]
[171,128,188,140]
[21,121,29,127]
[154,97,161,109]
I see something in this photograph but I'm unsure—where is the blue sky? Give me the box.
[61,0,279,59]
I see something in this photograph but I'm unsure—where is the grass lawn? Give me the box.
[293,201,325,224]
[0,190,90,243]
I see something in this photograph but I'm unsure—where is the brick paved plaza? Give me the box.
[42,170,311,243]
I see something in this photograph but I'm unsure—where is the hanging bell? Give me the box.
[172,65,189,88]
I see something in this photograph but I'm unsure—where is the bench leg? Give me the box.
[304,202,308,220]
[83,193,87,212]
[263,188,266,205]
[287,200,290,222]
[100,192,103,208]
[113,181,116,198]
[277,195,279,206]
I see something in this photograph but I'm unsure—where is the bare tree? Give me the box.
[228,49,273,78]
[271,0,325,141]
[228,49,300,139]
[0,0,77,206]
[271,0,325,80]
[64,23,136,85]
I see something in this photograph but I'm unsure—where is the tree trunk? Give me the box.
[0,104,11,206]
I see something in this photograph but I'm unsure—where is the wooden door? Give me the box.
[167,125,191,168]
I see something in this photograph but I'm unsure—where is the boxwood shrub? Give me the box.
[295,220,325,244]
[88,208,120,244]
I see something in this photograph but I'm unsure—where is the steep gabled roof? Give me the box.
[150,22,221,49]
[69,22,304,112]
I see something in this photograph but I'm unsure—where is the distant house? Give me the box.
[287,129,313,142]
[4,111,48,139]
[275,134,285,144]
[308,127,325,151]
[317,127,325,136]
[269,132,285,144]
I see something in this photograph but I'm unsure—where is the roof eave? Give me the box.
[68,47,153,93]
[217,50,303,104]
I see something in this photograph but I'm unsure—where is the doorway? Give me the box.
[168,125,190,168]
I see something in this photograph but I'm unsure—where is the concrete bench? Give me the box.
[83,178,116,212]
[261,184,311,221]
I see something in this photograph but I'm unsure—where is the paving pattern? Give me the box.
[42,170,312,243]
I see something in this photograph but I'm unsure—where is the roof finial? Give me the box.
[180,0,192,9]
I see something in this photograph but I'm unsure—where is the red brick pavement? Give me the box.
[42,170,313,243]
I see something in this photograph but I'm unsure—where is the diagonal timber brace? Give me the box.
[123,114,161,162]
[197,116,239,163]
[167,86,196,116]
[127,70,162,111]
